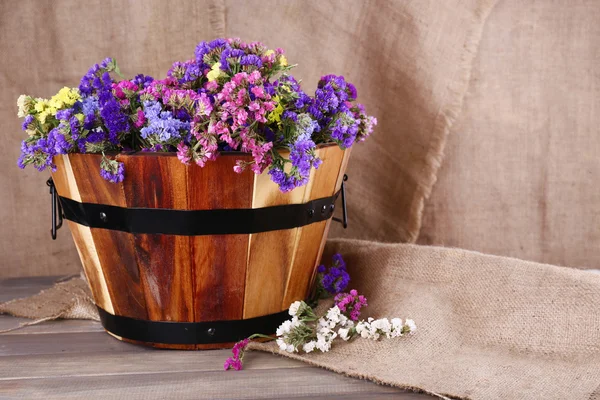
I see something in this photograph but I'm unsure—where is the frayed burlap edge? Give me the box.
[405,0,498,242]
[0,277,99,333]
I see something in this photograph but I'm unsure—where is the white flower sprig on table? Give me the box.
[224,253,416,370]
[275,299,416,354]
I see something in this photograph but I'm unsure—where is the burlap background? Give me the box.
[0,0,495,277]
[2,0,599,277]
[418,0,600,270]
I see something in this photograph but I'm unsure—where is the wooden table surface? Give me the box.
[0,277,432,399]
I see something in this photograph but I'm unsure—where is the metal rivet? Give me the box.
[330,204,335,213]
[99,212,107,222]
[207,327,215,336]
[321,205,327,214]
[308,209,314,218]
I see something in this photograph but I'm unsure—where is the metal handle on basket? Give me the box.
[47,178,63,240]
[332,174,349,229]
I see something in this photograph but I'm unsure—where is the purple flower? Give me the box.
[268,166,296,193]
[168,60,201,84]
[21,115,35,131]
[329,110,359,149]
[318,253,350,295]
[48,128,71,155]
[99,159,124,183]
[131,74,154,88]
[99,95,130,144]
[240,54,263,68]
[220,48,245,71]
[68,116,81,141]
[79,58,113,96]
[55,109,73,121]
[17,138,56,172]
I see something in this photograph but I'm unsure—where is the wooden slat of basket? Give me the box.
[68,154,148,320]
[52,155,114,315]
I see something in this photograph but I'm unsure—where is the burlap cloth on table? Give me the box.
[3,239,600,399]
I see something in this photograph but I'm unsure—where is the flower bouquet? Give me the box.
[17,38,378,349]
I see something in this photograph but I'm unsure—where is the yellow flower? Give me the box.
[278,55,288,67]
[38,110,51,124]
[207,62,223,82]
[48,87,80,110]
[75,113,84,123]
[34,98,48,113]
[267,95,284,124]
[264,49,275,57]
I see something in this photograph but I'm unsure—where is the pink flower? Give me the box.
[134,109,146,128]
[250,86,264,99]
[205,80,218,91]
[224,338,251,371]
[176,142,191,165]
[334,290,368,321]
[232,338,250,358]
[224,358,243,371]
[236,109,248,124]
[248,70,261,84]
[248,102,260,112]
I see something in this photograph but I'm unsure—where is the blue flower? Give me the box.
[140,100,190,143]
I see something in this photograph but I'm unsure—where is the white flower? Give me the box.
[316,334,332,352]
[286,344,296,353]
[303,341,316,353]
[326,306,341,324]
[356,321,371,339]
[372,318,392,338]
[17,95,28,118]
[319,326,332,336]
[405,319,417,334]
[338,327,351,341]
[288,301,302,317]
[318,317,329,328]
[338,314,349,327]
[276,338,287,351]
[355,321,368,334]
[276,320,293,337]
[290,316,300,328]
[391,318,403,331]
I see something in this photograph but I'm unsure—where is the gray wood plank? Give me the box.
[0,331,147,356]
[0,275,68,303]
[0,349,305,379]
[0,316,102,335]
[0,369,408,399]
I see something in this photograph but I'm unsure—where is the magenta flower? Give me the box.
[224,338,251,371]
[334,289,368,321]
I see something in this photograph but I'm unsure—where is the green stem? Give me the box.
[248,333,276,341]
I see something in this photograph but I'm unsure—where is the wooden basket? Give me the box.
[50,145,350,349]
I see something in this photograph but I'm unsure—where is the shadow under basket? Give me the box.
[48,145,350,349]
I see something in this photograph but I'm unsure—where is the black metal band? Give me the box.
[58,190,340,236]
[97,306,289,345]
